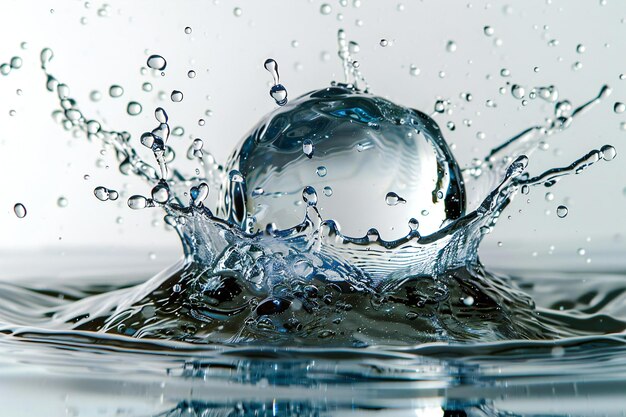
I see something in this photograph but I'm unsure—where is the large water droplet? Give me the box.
[556,205,569,218]
[219,86,465,238]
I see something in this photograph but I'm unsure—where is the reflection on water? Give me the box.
[2,260,626,415]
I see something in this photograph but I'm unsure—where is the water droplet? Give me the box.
[483,26,494,36]
[10,56,22,69]
[614,102,625,114]
[409,65,420,77]
[127,101,142,116]
[142,82,153,92]
[576,43,586,54]
[302,139,314,158]
[379,39,389,47]
[13,203,27,218]
[155,107,168,123]
[302,186,318,205]
[94,186,117,201]
[57,196,68,208]
[323,186,333,197]
[577,248,586,256]
[511,85,525,99]
[320,3,332,14]
[264,59,288,106]
[601,144,617,161]
[316,166,327,177]
[128,195,148,210]
[269,85,288,106]
[385,192,406,206]
[434,100,446,113]
[109,85,124,98]
[446,40,457,53]
[233,7,242,17]
[187,70,196,78]
[190,182,210,206]
[556,205,568,218]
[40,48,54,69]
[545,192,554,202]
[170,90,184,102]
[147,55,167,71]
[151,182,170,203]
[184,26,192,34]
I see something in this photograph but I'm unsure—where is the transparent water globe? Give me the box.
[218,85,465,240]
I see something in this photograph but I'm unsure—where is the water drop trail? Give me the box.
[264,59,288,106]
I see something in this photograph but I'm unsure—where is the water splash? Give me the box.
[2,29,618,347]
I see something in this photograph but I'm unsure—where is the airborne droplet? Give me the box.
[127,101,142,116]
[264,59,288,106]
[13,203,27,218]
[170,90,184,102]
[385,192,406,206]
[128,195,148,210]
[147,55,167,71]
[109,85,124,98]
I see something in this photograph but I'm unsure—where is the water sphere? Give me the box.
[218,85,465,239]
